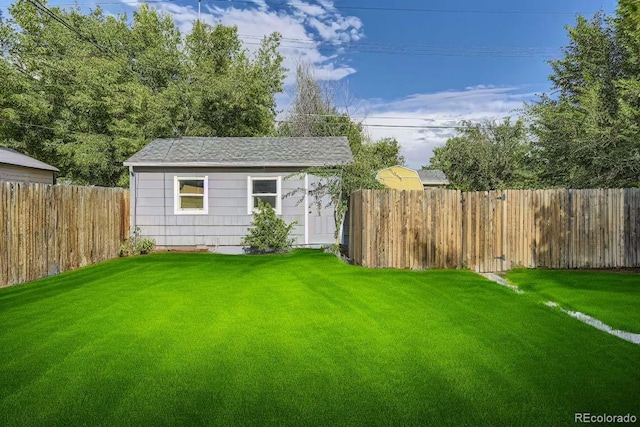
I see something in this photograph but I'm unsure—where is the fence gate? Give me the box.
[349,188,639,272]
[462,191,507,272]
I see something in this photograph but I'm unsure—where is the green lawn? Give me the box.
[506,268,640,333]
[1,250,638,426]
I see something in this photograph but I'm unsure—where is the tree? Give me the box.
[548,13,623,110]
[617,0,640,77]
[0,3,285,186]
[278,62,363,153]
[182,22,284,138]
[429,119,536,191]
[282,62,332,137]
[525,9,640,188]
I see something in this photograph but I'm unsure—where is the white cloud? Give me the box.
[307,15,363,44]
[357,86,537,169]
[288,1,328,19]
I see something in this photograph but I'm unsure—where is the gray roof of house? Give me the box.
[417,169,449,185]
[0,147,59,172]
[123,137,353,167]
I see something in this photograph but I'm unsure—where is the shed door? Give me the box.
[307,199,335,246]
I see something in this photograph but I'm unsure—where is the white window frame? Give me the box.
[174,176,208,215]
[247,176,282,215]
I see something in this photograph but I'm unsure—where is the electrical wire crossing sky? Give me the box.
[0,0,618,167]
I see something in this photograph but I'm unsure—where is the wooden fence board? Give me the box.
[0,183,130,287]
[349,188,640,271]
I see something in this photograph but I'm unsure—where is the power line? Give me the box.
[240,33,557,49]
[25,0,115,58]
[210,0,589,15]
[237,33,561,57]
[250,41,548,57]
[282,112,503,122]
[0,24,560,59]
[17,0,191,84]
[238,33,561,56]
[0,117,58,131]
[1,31,561,60]
[363,124,468,129]
[6,0,590,15]
[274,120,470,130]
[0,0,173,8]
[241,40,559,58]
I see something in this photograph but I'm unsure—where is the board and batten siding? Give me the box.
[130,167,335,249]
[0,164,55,184]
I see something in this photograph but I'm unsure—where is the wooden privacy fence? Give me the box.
[348,189,462,270]
[349,188,640,272]
[0,182,130,287]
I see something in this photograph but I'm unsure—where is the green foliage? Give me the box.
[525,9,640,188]
[548,13,622,107]
[0,4,285,186]
[616,0,640,78]
[430,119,537,191]
[243,200,297,254]
[119,227,155,257]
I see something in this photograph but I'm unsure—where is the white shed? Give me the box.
[123,137,353,253]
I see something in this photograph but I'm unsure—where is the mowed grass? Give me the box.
[0,251,639,426]
[506,269,640,333]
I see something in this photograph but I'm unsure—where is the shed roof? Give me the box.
[123,137,353,167]
[0,147,59,172]
[417,169,449,185]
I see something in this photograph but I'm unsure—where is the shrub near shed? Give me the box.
[243,200,297,254]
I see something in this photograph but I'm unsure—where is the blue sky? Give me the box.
[4,0,618,167]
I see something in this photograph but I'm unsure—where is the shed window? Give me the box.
[174,177,208,215]
[248,176,281,214]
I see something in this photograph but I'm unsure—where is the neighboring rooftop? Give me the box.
[417,169,449,186]
[0,147,59,172]
[124,137,353,167]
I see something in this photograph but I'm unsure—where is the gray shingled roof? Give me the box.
[0,147,59,172]
[124,137,353,167]
[417,169,449,185]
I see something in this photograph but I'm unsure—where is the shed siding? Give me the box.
[0,164,55,184]
[132,167,336,248]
